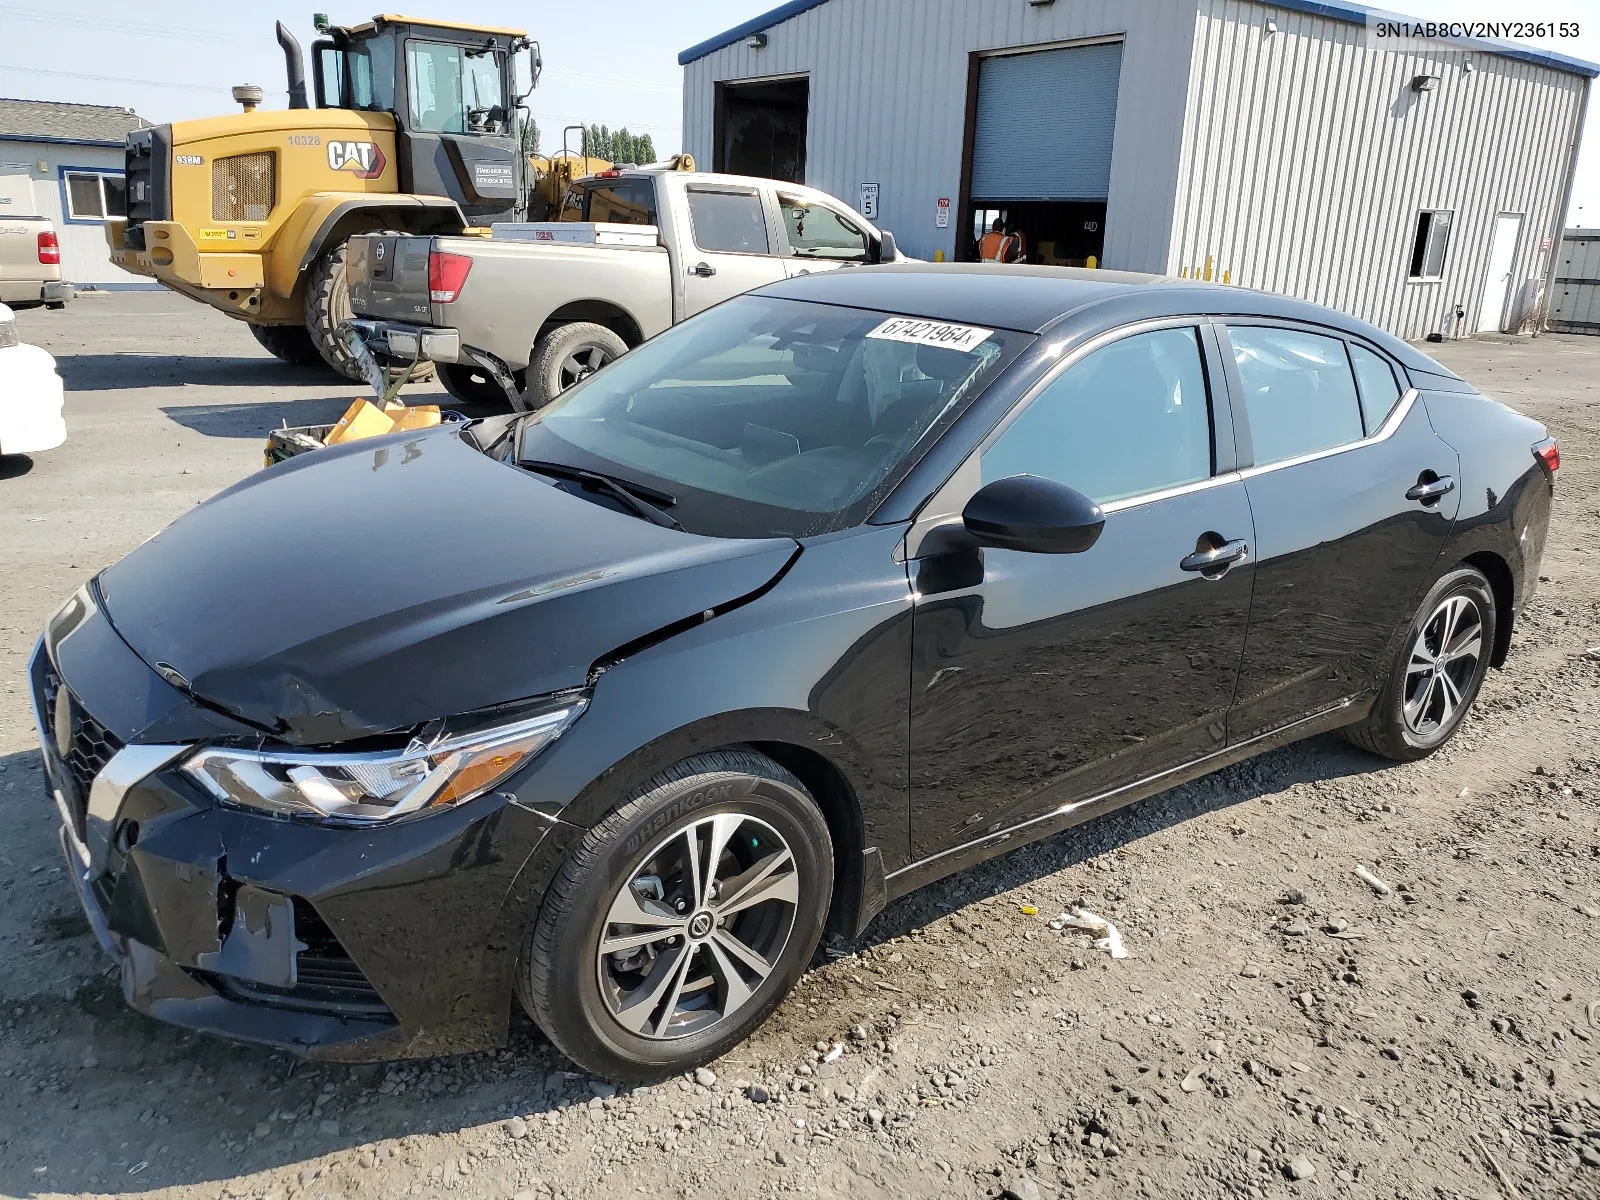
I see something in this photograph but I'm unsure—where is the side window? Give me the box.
[1407,210,1453,280]
[982,327,1213,505]
[1348,344,1404,434]
[583,180,658,226]
[349,38,397,112]
[63,171,124,221]
[778,196,869,261]
[1227,326,1364,466]
[686,189,770,255]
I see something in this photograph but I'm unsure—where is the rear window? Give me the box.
[583,179,657,225]
[1227,326,1364,467]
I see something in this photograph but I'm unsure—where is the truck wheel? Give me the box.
[304,236,435,384]
[249,322,327,369]
[438,361,526,409]
[523,322,627,410]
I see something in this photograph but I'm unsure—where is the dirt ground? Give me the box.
[1,294,1598,1200]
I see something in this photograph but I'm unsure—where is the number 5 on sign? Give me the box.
[859,183,879,220]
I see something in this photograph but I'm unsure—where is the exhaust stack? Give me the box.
[276,21,309,110]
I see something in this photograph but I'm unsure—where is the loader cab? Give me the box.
[311,16,529,221]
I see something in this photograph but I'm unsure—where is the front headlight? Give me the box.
[182,698,586,825]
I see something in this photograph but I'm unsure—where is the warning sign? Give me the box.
[936,197,950,228]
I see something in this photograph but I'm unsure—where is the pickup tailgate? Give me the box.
[347,233,434,323]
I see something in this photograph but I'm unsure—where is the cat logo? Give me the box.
[326,140,386,179]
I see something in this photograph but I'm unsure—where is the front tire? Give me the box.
[249,321,326,368]
[518,750,833,1081]
[303,235,434,383]
[522,321,627,410]
[1344,566,1496,761]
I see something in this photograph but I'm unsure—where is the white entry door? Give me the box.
[0,171,36,215]
[1477,213,1523,333]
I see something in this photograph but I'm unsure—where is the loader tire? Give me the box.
[249,321,327,369]
[303,235,435,384]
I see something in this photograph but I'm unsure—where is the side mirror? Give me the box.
[962,474,1104,554]
[875,230,898,263]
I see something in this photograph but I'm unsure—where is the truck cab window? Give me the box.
[583,180,658,226]
[778,196,869,261]
[348,38,396,112]
[406,40,504,134]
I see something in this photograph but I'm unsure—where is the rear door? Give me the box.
[908,321,1256,859]
[1221,323,1460,740]
[679,184,787,315]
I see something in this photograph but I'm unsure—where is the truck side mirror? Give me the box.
[875,230,898,263]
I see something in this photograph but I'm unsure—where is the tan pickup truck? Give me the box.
[0,214,71,310]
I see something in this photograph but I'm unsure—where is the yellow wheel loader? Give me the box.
[107,14,542,380]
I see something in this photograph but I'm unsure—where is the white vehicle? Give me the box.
[347,169,905,409]
[0,303,66,457]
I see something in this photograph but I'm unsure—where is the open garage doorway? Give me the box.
[714,76,808,183]
[958,40,1122,265]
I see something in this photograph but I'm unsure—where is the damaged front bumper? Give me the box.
[29,630,569,1062]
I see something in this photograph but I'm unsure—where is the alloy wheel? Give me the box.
[1403,593,1484,736]
[559,346,614,390]
[597,813,799,1040]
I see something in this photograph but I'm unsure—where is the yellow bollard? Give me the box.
[1179,266,1188,278]
[934,249,945,263]
[1086,255,1097,269]
[1203,255,1214,281]
[1223,269,1231,284]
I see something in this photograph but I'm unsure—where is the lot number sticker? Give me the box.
[866,317,993,352]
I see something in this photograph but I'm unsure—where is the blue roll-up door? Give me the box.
[970,42,1123,202]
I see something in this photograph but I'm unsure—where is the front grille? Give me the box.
[212,151,275,222]
[197,898,392,1021]
[38,671,123,840]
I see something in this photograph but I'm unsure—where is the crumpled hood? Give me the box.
[96,428,797,744]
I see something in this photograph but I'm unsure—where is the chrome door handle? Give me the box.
[690,262,716,278]
[1405,475,1456,503]
[1180,538,1249,575]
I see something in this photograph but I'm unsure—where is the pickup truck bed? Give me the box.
[347,167,898,410]
[0,214,71,310]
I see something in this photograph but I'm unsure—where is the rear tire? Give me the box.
[437,361,525,409]
[303,234,435,384]
[1343,566,1496,761]
[517,750,833,1081]
[249,321,326,368]
[522,321,627,410]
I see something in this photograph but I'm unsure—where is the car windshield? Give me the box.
[516,296,1031,538]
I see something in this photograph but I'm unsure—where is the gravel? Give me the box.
[0,304,1598,1199]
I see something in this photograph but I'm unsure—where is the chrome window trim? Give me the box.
[1236,387,1419,480]
[902,315,1222,559]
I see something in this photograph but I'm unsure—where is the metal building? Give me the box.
[679,0,1596,339]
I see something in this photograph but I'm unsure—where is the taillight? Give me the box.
[428,250,472,303]
[37,230,60,265]
[1533,437,1559,476]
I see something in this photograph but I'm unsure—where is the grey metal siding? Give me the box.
[1171,0,1588,339]
[971,41,1123,202]
[681,0,1200,268]
[1550,229,1600,334]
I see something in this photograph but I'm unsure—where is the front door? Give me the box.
[1220,324,1460,740]
[909,324,1255,860]
[774,191,872,278]
[1477,213,1524,333]
[680,185,787,316]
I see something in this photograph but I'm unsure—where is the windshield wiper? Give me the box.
[521,460,682,530]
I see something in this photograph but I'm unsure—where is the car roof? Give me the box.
[759,264,1455,378]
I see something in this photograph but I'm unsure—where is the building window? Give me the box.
[1408,210,1453,280]
[63,171,126,221]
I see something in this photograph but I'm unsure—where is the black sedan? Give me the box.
[30,265,1556,1079]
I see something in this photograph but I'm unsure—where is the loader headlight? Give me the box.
[182,697,586,825]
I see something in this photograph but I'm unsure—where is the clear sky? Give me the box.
[0,0,1594,223]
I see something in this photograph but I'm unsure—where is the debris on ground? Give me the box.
[1050,906,1129,958]
[1353,864,1392,895]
